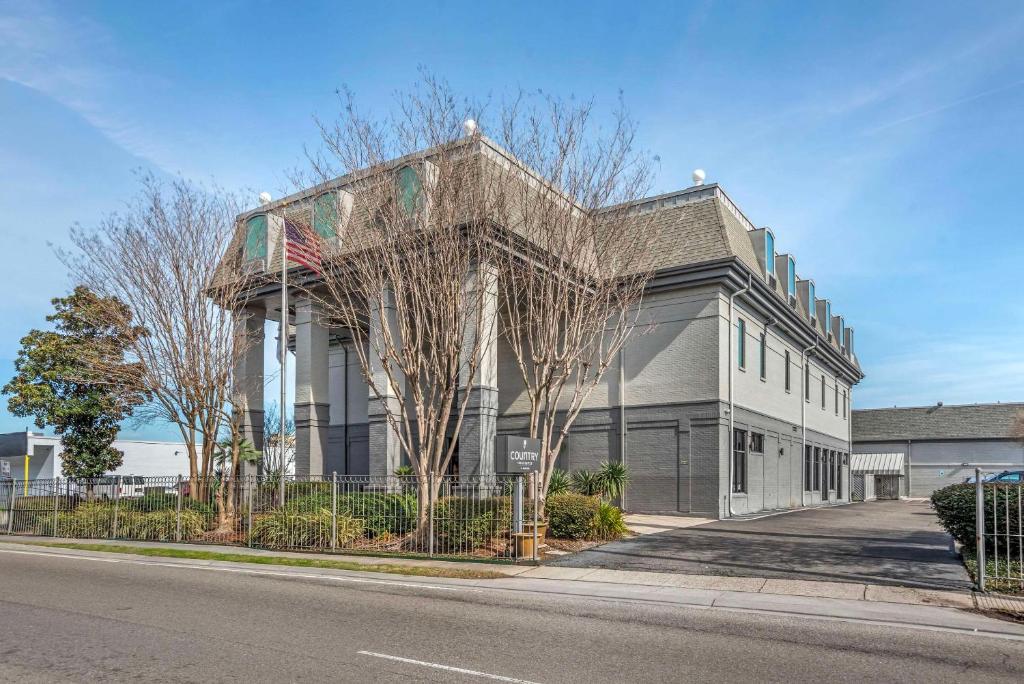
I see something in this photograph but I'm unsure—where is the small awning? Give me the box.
[851,453,905,475]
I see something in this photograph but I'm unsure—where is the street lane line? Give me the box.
[0,546,468,592]
[0,548,121,563]
[357,651,542,683]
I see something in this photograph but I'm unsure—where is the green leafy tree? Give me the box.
[3,287,147,479]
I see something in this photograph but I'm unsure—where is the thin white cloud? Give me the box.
[0,0,171,170]
[864,78,1024,135]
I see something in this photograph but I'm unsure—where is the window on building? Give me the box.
[313,192,338,239]
[808,282,816,321]
[397,166,423,215]
[821,376,826,409]
[737,318,746,369]
[732,429,748,494]
[843,390,848,418]
[765,231,775,280]
[828,451,836,491]
[787,257,796,300]
[785,350,791,392]
[834,384,839,415]
[759,333,767,380]
[805,364,811,402]
[813,447,821,491]
[244,214,267,261]
[804,445,812,491]
[750,432,764,455]
[819,448,827,497]
[825,301,832,336]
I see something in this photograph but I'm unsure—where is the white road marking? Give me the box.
[0,546,469,592]
[357,651,542,683]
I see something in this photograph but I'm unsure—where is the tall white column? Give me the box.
[457,263,499,481]
[232,308,264,477]
[367,287,404,477]
[294,298,329,477]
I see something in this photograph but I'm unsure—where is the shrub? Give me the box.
[932,483,1022,556]
[596,462,630,501]
[545,492,600,540]
[249,508,363,549]
[284,491,418,537]
[433,497,511,551]
[547,469,571,497]
[593,501,628,540]
[570,470,603,496]
[117,509,206,541]
[338,493,417,537]
[121,494,213,517]
[51,502,206,541]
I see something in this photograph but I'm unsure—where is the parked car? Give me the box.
[92,475,148,499]
[964,470,1023,484]
[985,470,1023,484]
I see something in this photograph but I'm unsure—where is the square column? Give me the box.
[232,308,264,477]
[367,287,404,477]
[457,263,498,481]
[294,298,330,477]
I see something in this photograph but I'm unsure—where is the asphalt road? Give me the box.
[554,500,972,589]
[1,546,1022,683]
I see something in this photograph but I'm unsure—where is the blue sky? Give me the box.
[1,0,1023,439]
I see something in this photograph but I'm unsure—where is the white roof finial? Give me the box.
[463,118,479,137]
[258,191,272,205]
[692,169,706,186]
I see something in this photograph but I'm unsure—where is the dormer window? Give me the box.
[313,192,338,239]
[244,214,267,261]
[825,302,832,337]
[808,282,816,321]
[397,166,423,216]
[765,231,775,284]
[787,257,796,301]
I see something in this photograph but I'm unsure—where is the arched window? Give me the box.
[244,214,267,261]
[313,192,338,239]
[397,166,423,216]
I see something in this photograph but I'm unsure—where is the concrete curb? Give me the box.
[1,536,980,611]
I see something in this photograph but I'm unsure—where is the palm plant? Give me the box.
[596,461,630,501]
[547,468,571,496]
[570,469,604,496]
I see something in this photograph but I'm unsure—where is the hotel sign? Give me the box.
[495,436,542,473]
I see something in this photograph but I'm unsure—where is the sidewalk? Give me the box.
[1,535,983,611]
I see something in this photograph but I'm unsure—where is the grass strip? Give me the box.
[7,541,509,580]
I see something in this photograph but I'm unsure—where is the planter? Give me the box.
[522,522,548,543]
[514,532,536,559]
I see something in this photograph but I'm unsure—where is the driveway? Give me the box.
[550,500,973,590]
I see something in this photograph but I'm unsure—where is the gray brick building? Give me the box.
[229,137,863,518]
[853,403,1024,497]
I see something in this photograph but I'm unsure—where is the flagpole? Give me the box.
[279,213,288,507]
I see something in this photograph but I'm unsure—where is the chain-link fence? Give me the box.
[0,474,544,561]
[975,474,1023,592]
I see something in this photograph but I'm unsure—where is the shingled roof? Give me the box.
[853,403,1024,441]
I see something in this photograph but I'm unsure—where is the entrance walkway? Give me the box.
[549,500,973,590]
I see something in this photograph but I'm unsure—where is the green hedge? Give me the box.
[932,483,1022,556]
[249,508,363,550]
[284,492,419,538]
[545,493,601,540]
[433,496,511,551]
[48,502,206,541]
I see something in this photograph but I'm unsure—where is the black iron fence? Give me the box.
[974,472,1023,592]
[0,474,544,561]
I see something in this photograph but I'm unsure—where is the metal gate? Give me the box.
[974,470,1023,592]
[875,475,900,500]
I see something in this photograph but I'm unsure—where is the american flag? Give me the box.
[285,219,322,274]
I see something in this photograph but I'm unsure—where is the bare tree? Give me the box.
[261,401,294,478]
[491,93,656,502]
[61,174,257,510]
[294,75,502,532]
